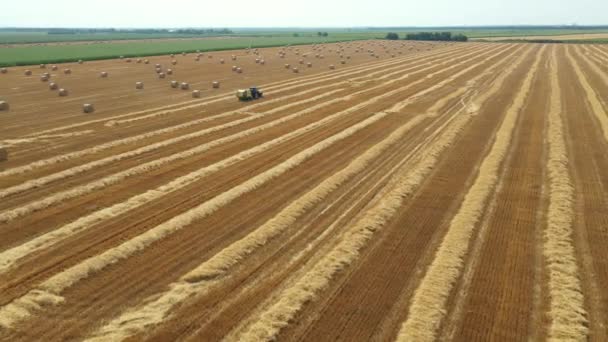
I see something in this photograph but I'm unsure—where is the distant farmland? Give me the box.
[0,36,369,67]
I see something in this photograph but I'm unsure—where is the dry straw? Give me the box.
[543,47,588,341]
[235,101,474,342]
[0,91,346,271]
[0,46,484,292]
[566,46,608,143]
[5,43,471,176]
[0,45,482,214]
[397,47,544,341]
[88,107,432,342]
[0,114,385,329]
[232,45,517,342]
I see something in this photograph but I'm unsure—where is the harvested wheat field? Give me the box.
[1,40,608,342]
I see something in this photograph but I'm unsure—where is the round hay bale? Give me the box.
[49,82,58,90]
[58,88,69,96]
[51,65,58,71]
[284,64,290,69]
[170,81,179,88]
[167,69,173,75]
[260,60,265,65]
[126,58,132,63]
[171,60,177,65]
[255,58,260,64]
[220,59,225,64]
[0,68,6,74]
[83,103,94,113]
[180,82,189,90]
[192,90,201,98]
[78,60,84,64]
[307,62,312,67]
[320,55,324,59]
[158,72,166,79]
[100,71,108,78]
[329,64,335,70]
[232,65,238,71]
[292,67,299,73]
[155,67,162,74]
[231,55,237,61]
[135,82,144,90]
[208,55,213,59]
[144,59,150,64]
[40,75,49,82]
[195,57,200,61]
[40,64,46,69]
[346,55,351,59]
[340,60,346,64]
[64,69,72,75]
[212,81,220,88]
[24,70,32,76]
[299,59,304,64]
[170,54,175,58]
[136,58,142,63]
[236,67,243,74]
[0,101,9,111]
[155,63,161,68]
[182,52,186,56]
[120,56,125,59]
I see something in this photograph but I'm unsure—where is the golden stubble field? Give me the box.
[1,39,608,341]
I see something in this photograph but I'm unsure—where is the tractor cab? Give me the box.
[236,86,264,101]
[249,87,263,99]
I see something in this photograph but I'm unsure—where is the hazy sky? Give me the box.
[2,0,606,27]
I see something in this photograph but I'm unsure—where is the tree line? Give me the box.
[385,32,468,42]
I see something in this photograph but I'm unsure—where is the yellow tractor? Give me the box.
[236,87,263,101]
